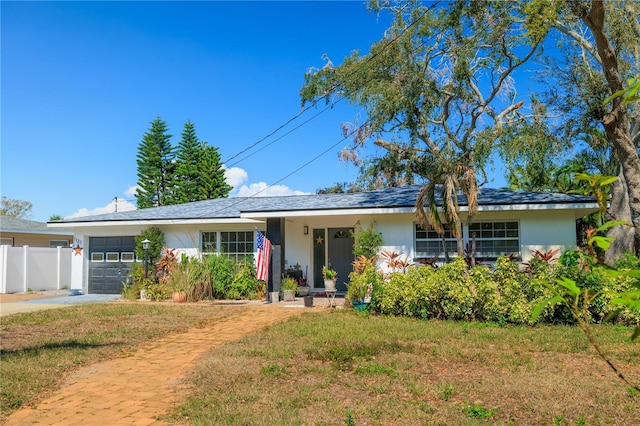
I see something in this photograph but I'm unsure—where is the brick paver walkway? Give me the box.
[4,305,307,425]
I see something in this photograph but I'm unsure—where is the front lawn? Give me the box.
[169,311,639,426]
[0,302,244,422]
[1,303,638,425]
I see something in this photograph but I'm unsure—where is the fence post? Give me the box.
[57,246,62,290]
[23,245,29,292]
[0,245,8,293]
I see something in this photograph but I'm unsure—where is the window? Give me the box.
[468,221,520,258]
[91,253,104,262]
[220,231,254,262]
[121,252,135,262]
[0,237,13,246]
[106,252,119,262]
[50,240,69,248]
[414,223,457,259]
[201,231,217,254]
[200,231,255,262]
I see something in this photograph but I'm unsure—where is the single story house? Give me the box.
[48,185,598,295]
[1,216,73,248]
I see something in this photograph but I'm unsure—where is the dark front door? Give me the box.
[89,236,136,294]
[327,228,354,292]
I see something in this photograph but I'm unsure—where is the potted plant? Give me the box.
[322,266,337,292]
[163,254,188,303]
[281,276,298,302]
[347,257,379,311]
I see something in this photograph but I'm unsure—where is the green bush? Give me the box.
[229,259,265,300]
[356,252,638,327]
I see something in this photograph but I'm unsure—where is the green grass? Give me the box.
[2,305,639,425]
[169,312,640,425]
[0,302,243,421]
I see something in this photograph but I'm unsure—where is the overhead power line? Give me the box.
[221,1,440,167]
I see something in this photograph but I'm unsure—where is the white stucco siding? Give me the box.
[370,213,415,258]
[517,210,578,260]
[468,209,577,261]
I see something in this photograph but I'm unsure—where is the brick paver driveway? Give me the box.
[4,305,307,425]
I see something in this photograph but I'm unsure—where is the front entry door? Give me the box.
[327,228,354,292]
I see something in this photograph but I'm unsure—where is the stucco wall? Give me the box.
[65,208,581,292]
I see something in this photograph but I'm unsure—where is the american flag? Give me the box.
[256,230,271,283]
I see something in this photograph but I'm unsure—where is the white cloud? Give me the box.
[223,166,248,188]
[224,166,310,197]
[64,169,309,219]
[65,197,136,219]
[234,182,310,197]
[124,185,139,198]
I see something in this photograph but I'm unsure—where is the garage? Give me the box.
[88,236,137,294]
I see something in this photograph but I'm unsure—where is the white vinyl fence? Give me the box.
[0,245,72,293]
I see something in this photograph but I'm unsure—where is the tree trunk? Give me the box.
[581,0,640,259]
[605,169,635,265]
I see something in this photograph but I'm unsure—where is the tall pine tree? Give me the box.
[199,144,231,200]
[169,121,203,204]
[135,117,174,208]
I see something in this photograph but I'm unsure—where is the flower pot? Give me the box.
[352,300,368,311]
[324,279,336,292]
[283,289,295,302]
[270,291,279,303]
[304,295,314,307]
[297,285,311,297]
[172,291,187,303]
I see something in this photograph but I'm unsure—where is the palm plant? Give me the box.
[416,153,478,257]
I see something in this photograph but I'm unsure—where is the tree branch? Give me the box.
[553,21,602,64]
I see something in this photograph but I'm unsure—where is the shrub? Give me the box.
[229,259,265,300]
[347,262,382,304]
[352,222,383,258]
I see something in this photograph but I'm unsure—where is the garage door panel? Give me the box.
[89,236,136,294]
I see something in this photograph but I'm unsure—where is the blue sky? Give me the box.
[2,1,509,222]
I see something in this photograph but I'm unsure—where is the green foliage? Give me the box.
[345,411,355,426]
[131,254,264,302]
[280,276,298,292]
[531,174,640,391]
[465,404,493,419]
[0,196,33,219]
[141,277,169,301]
[135,117,231,209]
[135,117,174,209]
[134,226,165,267]
[365,253,636,329]
[198,144,232,200]
[347,262,381,303]
[352,222,383,258]
[605,75,640,106]
[228,259,265,300]
[322,266,337,281]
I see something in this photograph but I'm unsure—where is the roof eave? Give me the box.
[47,218,264,228]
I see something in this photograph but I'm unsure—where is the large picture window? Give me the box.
[220,231,254,262]
[200,230,255,262]
[468,221,520,258]
[414,223,457,259]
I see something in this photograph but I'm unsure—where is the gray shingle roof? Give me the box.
[1,216,72,234]
[51,185,597,224]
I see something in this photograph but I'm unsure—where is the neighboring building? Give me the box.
[1,216,73,248]
[48,185,598,295]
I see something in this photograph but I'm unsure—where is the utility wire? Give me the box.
[221,1,440,166]
[189,1,444,219]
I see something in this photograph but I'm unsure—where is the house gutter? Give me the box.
[47,218,264,228]
[240,202,600,219]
